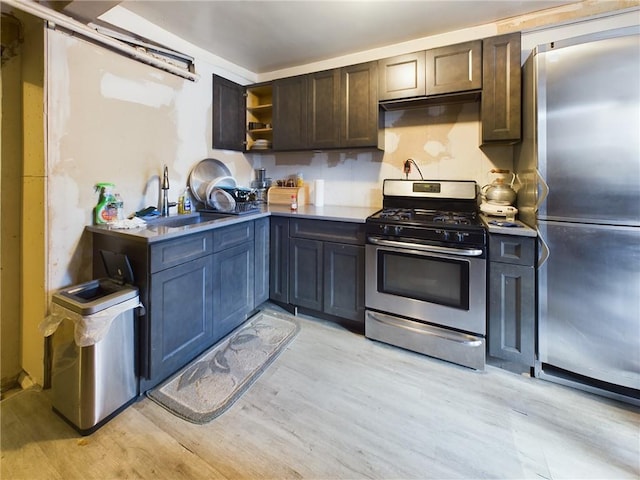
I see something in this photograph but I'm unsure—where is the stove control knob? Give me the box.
[380,225,389,235]
[456,232,468,242]
[394,225,403,235]
[436,229,449,240]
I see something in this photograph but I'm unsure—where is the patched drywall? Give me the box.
[46,29,250,291]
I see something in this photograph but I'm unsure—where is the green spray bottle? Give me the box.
[94,183,117,225]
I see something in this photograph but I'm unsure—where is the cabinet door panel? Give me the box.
[289,238,323,311]
[378,52,426,101]
[212,74,245,151]
[273,76,308,150]
[269,217,289,303]
[323,243,365,322]
[488,263,535,365]
[482,32,521,143]
[149,255,214,383]
[254,217,270,306]
[425,40,482,95]
[308,69,341,149]
[340,62,379,147]
[213,242,254,339]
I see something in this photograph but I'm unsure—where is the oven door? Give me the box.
[365,239,486,335]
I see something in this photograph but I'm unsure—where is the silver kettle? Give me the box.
[481,169,517,205]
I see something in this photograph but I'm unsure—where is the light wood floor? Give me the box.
[2,310,639,479]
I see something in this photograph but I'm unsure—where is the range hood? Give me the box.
[379,90,481,111]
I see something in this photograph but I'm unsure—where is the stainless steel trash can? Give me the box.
[50,252,140,435]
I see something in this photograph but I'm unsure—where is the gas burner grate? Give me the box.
[378,208,413,220]
[432,212,474,225]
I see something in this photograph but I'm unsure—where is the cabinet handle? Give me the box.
[537,230,550,267]
[536,168,549,212]
[368,236,483,257]
[368,311,483,347]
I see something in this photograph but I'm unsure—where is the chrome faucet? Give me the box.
[161,165,171,216]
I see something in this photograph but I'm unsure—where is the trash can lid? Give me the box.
[52,279,138,315]
[100,250,134,285]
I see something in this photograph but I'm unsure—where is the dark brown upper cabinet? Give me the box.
[308,62,381,150]
[273,75,308,151]
[378,52,426,101]
[212,75,273,152]
[377,34,520,143]
[481,32,521,144]
[340,62,380,148]
[213,33,520,152]
[308,69,341,149]
[425,40,482,95]
[212,74,245,151]
[378,40,482,106]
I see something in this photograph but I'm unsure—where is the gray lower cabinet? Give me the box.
[289,237,323,311]
[91,218,264,393]
[488,234,536,366]
[212,242,254,339]
[271,218,365,323]
[323,242,365,320]
[211,221,255,339]
[149,254,214,387]
[254,217,270,305]
[269,216,290,303]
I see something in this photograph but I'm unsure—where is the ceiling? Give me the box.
[75,1,577,74]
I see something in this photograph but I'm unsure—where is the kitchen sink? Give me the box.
[146,212,231,228]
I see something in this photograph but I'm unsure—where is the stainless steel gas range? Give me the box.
[365,179,487,370]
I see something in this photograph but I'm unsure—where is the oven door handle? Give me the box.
[368,237,484,257]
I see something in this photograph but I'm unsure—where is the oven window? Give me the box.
[377,250,470,310]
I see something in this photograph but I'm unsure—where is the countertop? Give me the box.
[87,205,539,242]
[480,214,537,237]
[265,204,379,222]
[85,204,380,243]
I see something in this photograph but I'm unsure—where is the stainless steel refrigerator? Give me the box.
[515,26,640,404]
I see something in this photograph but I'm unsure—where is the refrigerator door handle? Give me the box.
[537,229,550,267]
[536,169,549,212]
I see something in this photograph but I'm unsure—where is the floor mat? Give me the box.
[147,309,299,424]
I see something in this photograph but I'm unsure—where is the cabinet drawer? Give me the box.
[213,221,254,252]
[150,231,214,273]
[489,234,535,266]
[290,219,365,245]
